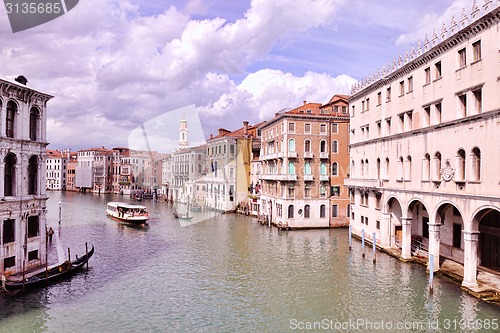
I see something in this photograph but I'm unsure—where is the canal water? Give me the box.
[0,192,499,333]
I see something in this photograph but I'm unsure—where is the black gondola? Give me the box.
[2,245,94,292]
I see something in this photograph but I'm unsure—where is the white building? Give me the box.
[46,149,68,190]
[0,75,53,276]
[346,3,500,290]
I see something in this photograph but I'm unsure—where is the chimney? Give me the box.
[303,100,307,105]
[243,121,249,137]
[15,75,28,85]
[210,134,213,140]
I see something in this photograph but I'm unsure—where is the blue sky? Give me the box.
[0,0,482,153]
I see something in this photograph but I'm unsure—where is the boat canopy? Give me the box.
[107,202,148,210]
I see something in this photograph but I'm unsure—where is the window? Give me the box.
[424,67,431,84]
[28,156,38,195]
[304,123,311,133]
[471,147,481,181]
[331,140,338,154]
[332,162,338,176]
[304,140,311,152]
[435,103,442,124]
[458,48,466,68]
[304,185,311,197]
[3,219,15,244]
[4,256,15,269]
[405,156,412,181]
[385,118,391,135]
[424,106,431,126]
[320,141,326,153]
[304,162,311,175]
[288,139,295,152]
[399,81,404,96]
[288,185,295,198]
[331,204,338,218]
[288,162,295,175]
[384,158,390,180]
[320,162,327,175]
[288,205,294,218]
[331,123,338,134]
[458,94,467,117]
[331,186,340,196]
[376,158,381,179]
[28,250,39,261]
[472,40,481,62]
[473,89,482,114]
[4,153,16,196]
[386,87,391,102]
[435,61,442,79]
[320,205,326,218]
[407,76,413,92]
[352,105,355,116]
[304,205,310,218]
[6,101,16,138]
[29,107,39,141]
[320,124,327,134]
[320,185,326,198]
[457,149,466,181]
[377,92,382,105]
[376,121,381,136]
[288,122,295,133]
[365,98,370,111]
[422,154,431,181]
[28,215,40,238]
[432,152,442,181]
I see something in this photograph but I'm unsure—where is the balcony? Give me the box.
[344,178,384,188]
[304,152,313,159]
[303,174,313,181]
[319,152,329,159]
[319,175,329,181]
[287,151,298,158]
[260,174,297,181]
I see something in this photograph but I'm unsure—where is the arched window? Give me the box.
[304,205,310,218]
[29,107,40,141]
[4,153,16,196]
[332,140,338,153]
[422,154,431,181]
[304,139,311,152]
[320,162,327,175]
[320,205,326,218]
[351,160,355,178]
[471,147,481,181]
[6,101,17,138]
[332,162,338,176]
[320,140,326,153]
[304,162,311,175]
[398,156,403,180]
[376,158,381,179]
[288,161,295,175]
[432,152,441,181]
[456,149,466,181]
[364,159,369,178]
[288,205,294,218]
[405,156,412,180]
[288,139,295,152]
[360,160,364,177]
[384,158,390,180]
[28,156,38,195]
[214,161,218,177]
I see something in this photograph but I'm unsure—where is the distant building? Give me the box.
[346,5,500,289]
[76,147,113,194]
[0,75,53,276]
[65,152,78,191]
[46,149,68,190]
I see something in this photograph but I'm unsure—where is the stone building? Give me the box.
[345,3,500,289]
[0,75,53,276]
[259,99,350,229]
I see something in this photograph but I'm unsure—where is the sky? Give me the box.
[0,0,484,153]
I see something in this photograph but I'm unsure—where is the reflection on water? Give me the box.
[0,192,498,332]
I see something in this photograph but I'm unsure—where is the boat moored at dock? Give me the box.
[106,202,149,224]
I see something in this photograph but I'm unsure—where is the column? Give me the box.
[381,213,391,247]
[428,220,441,272]
[462,230,479,289]
[401,217,412,259]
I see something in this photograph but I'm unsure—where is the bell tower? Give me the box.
[179,114,188,148]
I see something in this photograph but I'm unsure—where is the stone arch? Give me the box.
[406,199,431,254]
[434,200,465,264]
[471,206,500,272]
[385,196,404,248]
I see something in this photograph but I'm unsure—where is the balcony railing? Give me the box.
[260,174,297,181]
[303,174,313,181]
[287,151,298,158]
[319,152,329,159]
[319,175,329,181]
[304,152,313,158]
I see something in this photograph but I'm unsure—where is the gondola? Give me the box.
[2,245,94,292]
[173,211,193,220]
